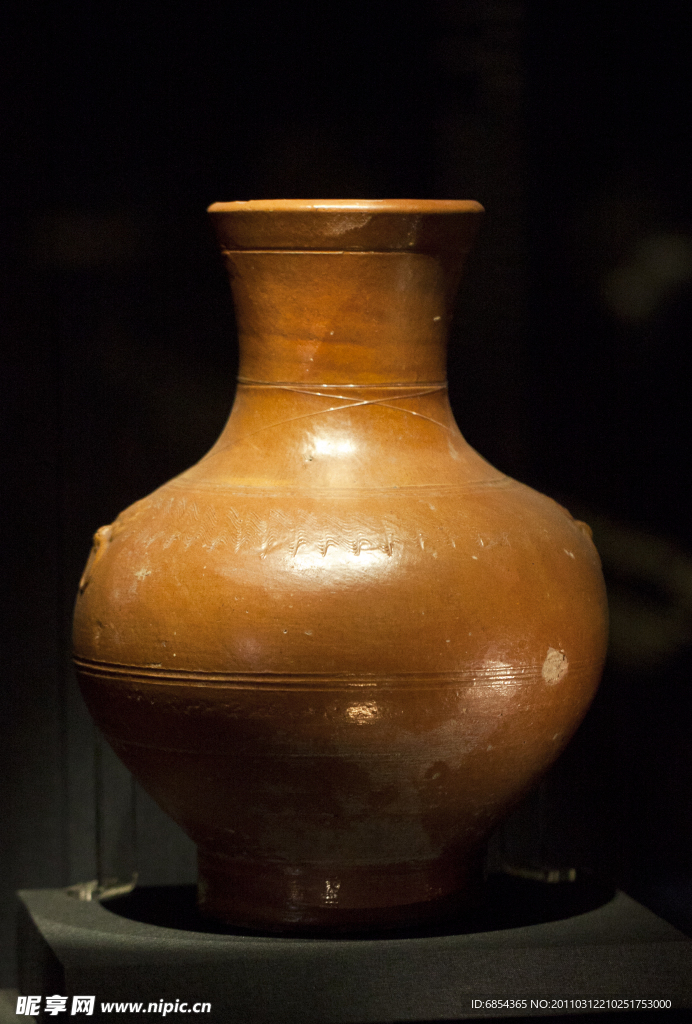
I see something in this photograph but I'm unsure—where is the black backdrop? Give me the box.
[2,0,692,987]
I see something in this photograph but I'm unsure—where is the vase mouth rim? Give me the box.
[208,199,484,215]
[208,201,484,254]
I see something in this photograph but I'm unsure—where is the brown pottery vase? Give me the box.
[73,199,608,933]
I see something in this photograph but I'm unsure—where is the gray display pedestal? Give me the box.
[17,880,692,1023]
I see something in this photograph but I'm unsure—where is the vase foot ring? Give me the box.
[197,851,483,933]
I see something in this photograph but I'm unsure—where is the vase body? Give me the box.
[73,199,608,932]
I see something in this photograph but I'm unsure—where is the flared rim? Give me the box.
[207,199,484,253]
[207,199,483,215]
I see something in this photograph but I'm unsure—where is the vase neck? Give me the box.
[224,250,464,386]
[209,200,483,387]
[189,202,496,490]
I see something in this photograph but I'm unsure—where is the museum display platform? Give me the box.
[17,876,692,1023]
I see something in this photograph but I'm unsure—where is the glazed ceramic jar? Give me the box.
[73,200,608,932]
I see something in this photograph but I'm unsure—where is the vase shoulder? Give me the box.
[179,382,502,491]
[73,474,607,682]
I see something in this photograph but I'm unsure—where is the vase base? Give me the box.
[197,850,484,934]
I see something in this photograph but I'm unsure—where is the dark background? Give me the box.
[2,0,692,986]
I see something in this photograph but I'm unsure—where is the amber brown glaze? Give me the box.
[73,199,608,932]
